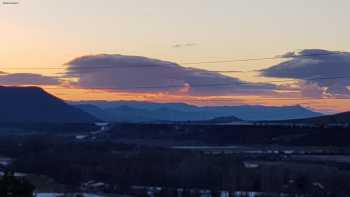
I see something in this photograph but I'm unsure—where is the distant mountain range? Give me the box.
[72,101,323,122]
[0,86,347,124]
[0,86,97,123]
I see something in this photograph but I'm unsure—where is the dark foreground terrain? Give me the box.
[0,123,350,196]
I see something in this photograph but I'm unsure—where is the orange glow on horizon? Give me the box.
[40,86,350,114]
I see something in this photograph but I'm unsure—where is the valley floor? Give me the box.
[0,123,350,196]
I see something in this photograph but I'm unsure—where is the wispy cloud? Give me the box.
[0,73,60,86]
[172,43,198,48]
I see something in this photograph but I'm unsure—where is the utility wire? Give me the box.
[180,51,347,65]
[39,91,350,101]
[32,74,350,90]
[1,51,349,100]
[0,51,346,71]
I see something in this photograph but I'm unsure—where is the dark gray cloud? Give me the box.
[65,54,275,96]
[0,73,60,86]
[262,49,350,96]
[172,43,198,48]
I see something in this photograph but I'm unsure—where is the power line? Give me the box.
[1,52,349,98]
[35,86,350,101]
[41,91,350,102]
[179,98,350,101]
[20,74,350,92]
[180,51,346,65]
[57,69,245,75]
[0,65,254,74]
[0,51,346,71]
[1,73,349,92]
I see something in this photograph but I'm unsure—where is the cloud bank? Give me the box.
[0,73,60,86]
[65,54,275,96]
[262,49,350,96]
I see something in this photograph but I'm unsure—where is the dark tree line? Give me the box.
[111,123,350,146]
[0,171,35,197]
[0,124,349,196]
[3,136,350,195]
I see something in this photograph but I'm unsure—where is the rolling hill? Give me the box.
[285,111,350,125]
[0,86,98,123]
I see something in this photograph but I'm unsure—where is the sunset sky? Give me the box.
[1,0,350,113]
